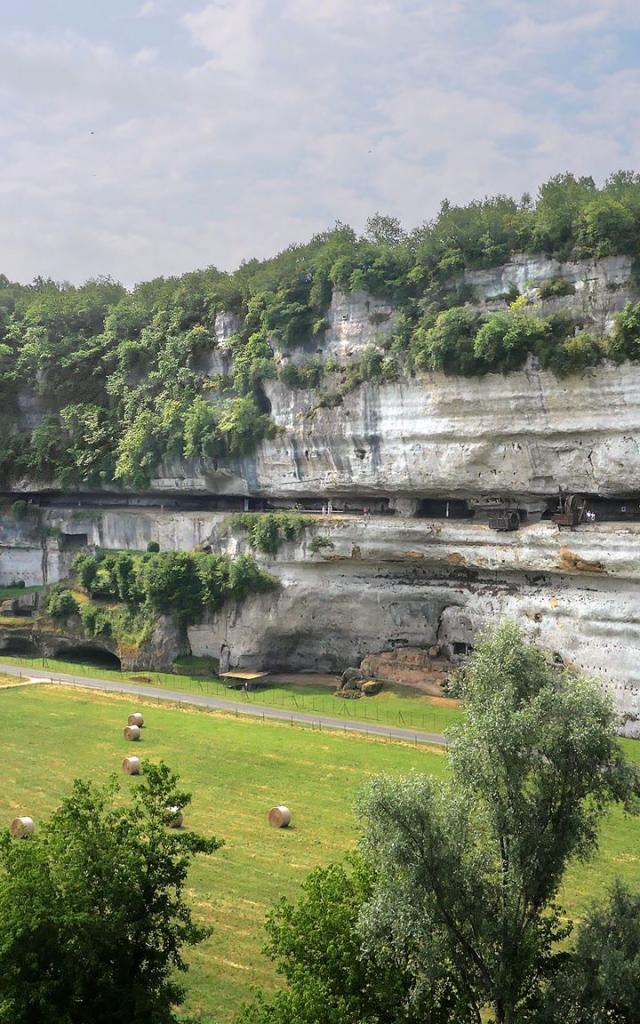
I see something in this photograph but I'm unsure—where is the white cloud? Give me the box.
[0,2,638,285]
[138,1,160,17]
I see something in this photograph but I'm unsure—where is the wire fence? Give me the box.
[0,655,459,735]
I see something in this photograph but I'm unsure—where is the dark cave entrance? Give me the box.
[55,646,122,671]
[1,636,38,656]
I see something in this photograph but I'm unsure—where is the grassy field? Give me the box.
[0,653,462,733]
[0,684,637,1023]
[0,584,43,601]
[0,684,447,1021]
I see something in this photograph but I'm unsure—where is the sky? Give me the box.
[1,0,640,287]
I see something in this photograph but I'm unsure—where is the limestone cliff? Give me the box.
[2,253,640,734]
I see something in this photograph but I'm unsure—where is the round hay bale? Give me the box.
[122,756,141,775]
[124,724,141,742]
[167,806,183,829]
[128,712,144,728]
[268,805,291,829]
[10,816,34,838]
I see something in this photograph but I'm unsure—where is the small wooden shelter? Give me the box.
[220,670,270,691]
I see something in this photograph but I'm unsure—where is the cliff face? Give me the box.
[150,254,640,504]
[3,253,640,734]
[2,507,639,735]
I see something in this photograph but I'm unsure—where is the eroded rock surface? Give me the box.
[3,254,640,733]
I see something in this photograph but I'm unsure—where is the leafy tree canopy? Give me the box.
[4,171,640,487]
[0,761,222,1024]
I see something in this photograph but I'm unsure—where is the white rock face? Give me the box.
[150,360,640,503]
[319,289,397,361]
[2,506,638,732]
[464,253,634,336]
[5,255,640,733]
[229,359,640,503]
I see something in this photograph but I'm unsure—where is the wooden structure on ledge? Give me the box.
[221,670,270,691]
[488,508,521,532]
[552,493,586,528]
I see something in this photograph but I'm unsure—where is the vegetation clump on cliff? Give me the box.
[71,549,275,644]
[2,171,640,488]
[223,511,313,554]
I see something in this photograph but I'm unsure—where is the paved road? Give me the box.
[0,662,446,747]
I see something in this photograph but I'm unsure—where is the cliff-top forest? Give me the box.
[3,170,640,491]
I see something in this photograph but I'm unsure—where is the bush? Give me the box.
[538,332,606,376]
[608,301,640,362]
[473,307,549,373]
[45,586,79,621]
[80,602,113,639]
[71,548,275,634]
[147,540,160,553]
[227,512,311,554]
[310,535,335,554]
[10,500,28,520]
[538,277,576,300]
[412,306,482,375]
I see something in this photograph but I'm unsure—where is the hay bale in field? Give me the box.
[122,756,141,775]
[268,805,291,828]
[167,806,183,828]
[128,713,144,728]
[361,679,383,696]
[124,724,141,741]
[10,816,34,838]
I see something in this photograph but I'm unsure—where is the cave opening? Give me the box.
[1,636,38,656]
[416,498,473,519]
[55,646,122,671]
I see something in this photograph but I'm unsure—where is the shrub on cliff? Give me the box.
[72,549,275,633]
[227,512,312,554]
[44,586,79,621]
[412,306,482,375]
[473,305,550,373]
[608,300,640,362]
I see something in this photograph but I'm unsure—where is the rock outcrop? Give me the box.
[2,253,640,733]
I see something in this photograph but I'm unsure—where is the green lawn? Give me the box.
[0,685,637,1023]
[0,685,447,1022]
[0,584,42,601]
[0,653,462,734]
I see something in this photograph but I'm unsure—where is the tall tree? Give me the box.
[357,622,639,1024]
[236,854,446,1024]
[0,762,221,1024]
[540,880,640,1024]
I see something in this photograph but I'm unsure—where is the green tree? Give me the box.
[540,880,640,1023]
[44,586,79,621]
[0,762,222,1024]
[533,174,596,256]
[473,306,549,373]
[139,551,204,627]
[236,856,438,1024]
[608,301,640,362]
[412,306,482,375]
[357,622,639,1024]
